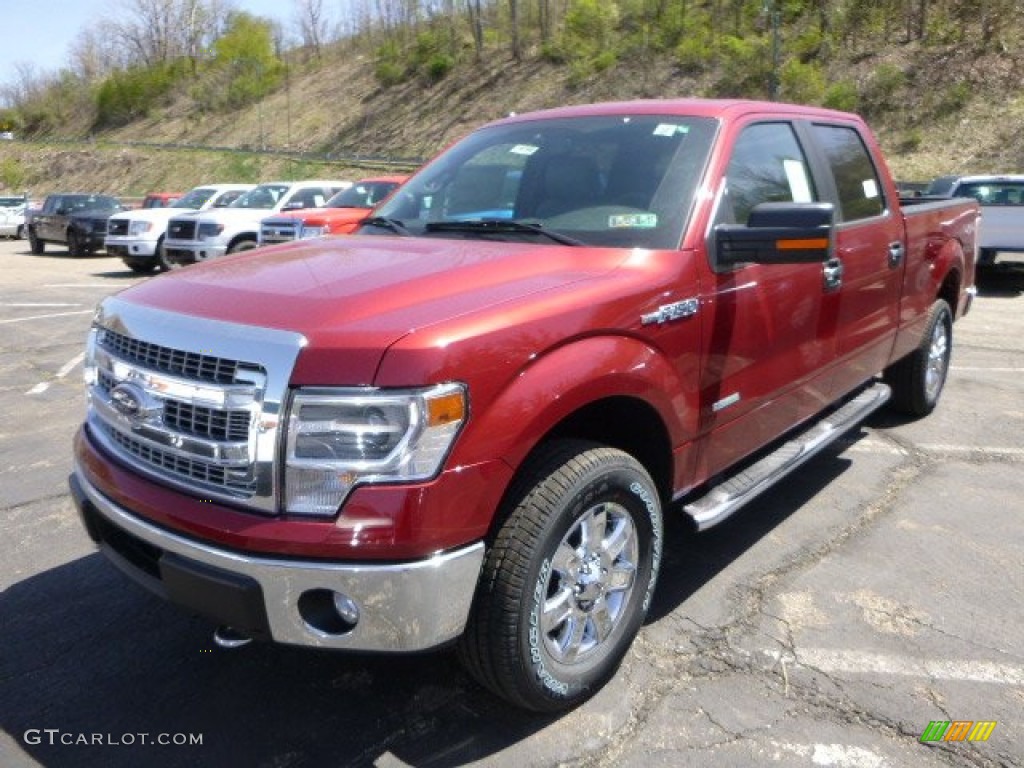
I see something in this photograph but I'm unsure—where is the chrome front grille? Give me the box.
[260,219,299,245]
[85,298,306,515]
[167,219,197,239]
[100,328,246,384]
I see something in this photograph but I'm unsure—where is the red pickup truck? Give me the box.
[71,99,978,712]
[258,175,408,245]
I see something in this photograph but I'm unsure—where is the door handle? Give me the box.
[888,241,905,268]
[823,257,843,291]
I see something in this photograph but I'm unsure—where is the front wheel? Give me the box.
[68,229,86,257]
[155,236,174,272]
[884,298,953,417]
[227,239,257,254]
[28,228,44,254]
[458,440,663,712]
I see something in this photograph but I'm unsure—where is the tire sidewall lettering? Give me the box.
[524,465,662,701]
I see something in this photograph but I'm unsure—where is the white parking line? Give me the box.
[952,366,1024,372]
[769,742,887,768]
[43,283,122,289]
[767,648,1024,686]
[25,352,85,396]
[0,309,94,325]
[3,303,82,308]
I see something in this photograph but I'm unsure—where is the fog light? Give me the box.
[298,588,360,636]
[332,593,360,625]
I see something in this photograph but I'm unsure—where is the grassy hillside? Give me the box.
[2,39,1023,197]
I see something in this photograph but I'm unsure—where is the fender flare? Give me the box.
[450,334,696,475]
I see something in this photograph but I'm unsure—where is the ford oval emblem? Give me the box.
[110,382,157,425]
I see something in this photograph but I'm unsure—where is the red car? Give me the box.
[259,175,408,244]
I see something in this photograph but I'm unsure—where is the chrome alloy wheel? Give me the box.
[924,314,950,402]
[541,501,639,663]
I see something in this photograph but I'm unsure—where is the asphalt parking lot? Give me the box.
[1,238,1021,768]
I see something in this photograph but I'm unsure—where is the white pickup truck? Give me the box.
[937,175,1024,268]
[105,184,254,273]
[163,180,349,266]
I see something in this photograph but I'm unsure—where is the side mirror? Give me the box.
[716,202,834,266]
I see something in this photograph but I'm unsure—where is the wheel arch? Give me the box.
[453,335,691,542]
[226,232,258,252]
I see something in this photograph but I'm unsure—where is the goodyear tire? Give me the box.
[884,298,952,418]
[458,440,662,712]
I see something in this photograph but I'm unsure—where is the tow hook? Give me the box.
[213,625,253,649]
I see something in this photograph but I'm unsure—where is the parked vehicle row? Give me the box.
[106,184,254,273]
[18,176,408,271]
[259,175,408,245]
[163,179,349,266]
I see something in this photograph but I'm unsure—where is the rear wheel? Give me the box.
[458,440,662,712]
[884,298,952,417]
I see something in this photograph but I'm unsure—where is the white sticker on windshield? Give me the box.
[609,213,658,229]
[653,124,679,137]
[510,144,539,156]
[862,179,879,199]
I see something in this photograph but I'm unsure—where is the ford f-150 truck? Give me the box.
[27,193,125,256]
[71,99,979,712]
[163,180,348,265]
[106,184,254,273]
[259,175,408,245]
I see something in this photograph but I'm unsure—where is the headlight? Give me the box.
[299,225,327,239]
[197,221,223,238]
[129,220,153,236]
[284,382,467,516]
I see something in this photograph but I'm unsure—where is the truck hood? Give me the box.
[110,207,191,224]
[119,235,627,384]
[185,207,279,227]
[266,207,368,228]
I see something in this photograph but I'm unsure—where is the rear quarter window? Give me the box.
[811,124,885,221]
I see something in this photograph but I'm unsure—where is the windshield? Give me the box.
[64,195,121,212]
[325,180,402,209]
[231,184,290,209]
[172,188,217,209]
[954,181,1024,206]
[0,196,26,208]
[367,113,716,249]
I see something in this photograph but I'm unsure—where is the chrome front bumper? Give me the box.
[72,466,484,652]
[105,236,158,258]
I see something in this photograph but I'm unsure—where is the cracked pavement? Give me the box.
[0,241,1021,767]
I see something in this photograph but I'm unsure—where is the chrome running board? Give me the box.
[684,381,891,531]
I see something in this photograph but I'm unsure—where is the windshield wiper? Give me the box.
[361,216,412,236]
[424,219,583,246]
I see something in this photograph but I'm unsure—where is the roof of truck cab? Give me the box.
[493,98,863,125]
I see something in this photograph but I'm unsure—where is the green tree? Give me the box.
[211,13,285,109]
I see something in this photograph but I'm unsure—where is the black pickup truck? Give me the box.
[26,194,125,256]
